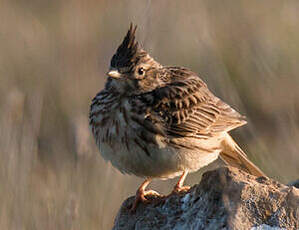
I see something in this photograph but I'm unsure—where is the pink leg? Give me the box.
[130,178,160,212]
[172,171,190,193]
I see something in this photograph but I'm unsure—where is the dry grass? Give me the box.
[0,0,299,229]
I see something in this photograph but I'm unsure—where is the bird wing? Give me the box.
[145,67,246,138]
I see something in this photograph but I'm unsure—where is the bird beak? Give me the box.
[107,69,122,79]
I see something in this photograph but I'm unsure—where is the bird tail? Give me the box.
[219,134,266,177]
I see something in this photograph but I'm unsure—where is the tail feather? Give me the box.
[220,134,266,177]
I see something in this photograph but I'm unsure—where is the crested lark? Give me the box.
[89,24,265,211]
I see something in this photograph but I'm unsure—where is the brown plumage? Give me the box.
[89,24,265,211]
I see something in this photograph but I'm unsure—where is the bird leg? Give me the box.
[130,178,160,212]
[172,171,190,193]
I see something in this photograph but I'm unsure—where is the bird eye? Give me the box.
[137,67,145,75]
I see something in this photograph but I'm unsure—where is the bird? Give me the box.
[89,24,265,211]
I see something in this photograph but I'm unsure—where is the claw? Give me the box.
[130,189,161,212]
[129,179,161,213]
[129,171,190,213]
[172,185,191,194]
[171,171,190,194]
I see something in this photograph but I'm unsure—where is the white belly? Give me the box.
[91,99,222,179]
[97,128,222,179]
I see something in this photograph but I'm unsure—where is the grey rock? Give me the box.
[288,179,299,189]
[113,167,299,230]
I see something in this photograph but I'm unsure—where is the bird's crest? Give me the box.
[110,23,141,70]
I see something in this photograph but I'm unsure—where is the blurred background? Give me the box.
[1,0,299,229]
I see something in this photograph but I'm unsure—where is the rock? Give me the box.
[288,179,299,189]
[113,167,299,230]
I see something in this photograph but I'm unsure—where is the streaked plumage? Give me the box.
[89,24,265,211]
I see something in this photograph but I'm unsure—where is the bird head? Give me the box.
[105,24,166,95]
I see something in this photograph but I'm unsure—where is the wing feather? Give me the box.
[146,67,247,138]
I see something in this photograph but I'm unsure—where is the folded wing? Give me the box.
[149,67,247,139]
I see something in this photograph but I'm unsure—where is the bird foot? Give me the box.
[172,185,191,194]
[130,189,161,213]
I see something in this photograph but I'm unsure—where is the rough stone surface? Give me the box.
[113,167,299,230]
[288,179,299,189]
